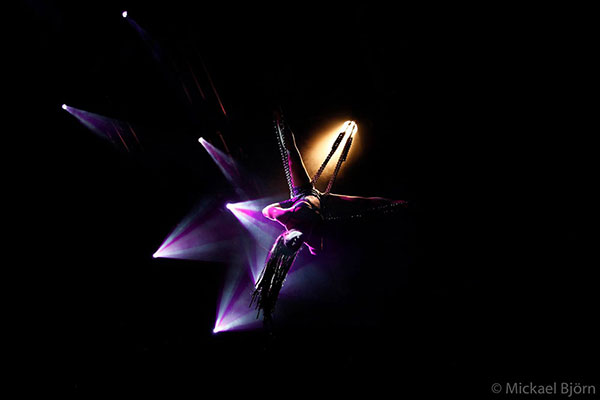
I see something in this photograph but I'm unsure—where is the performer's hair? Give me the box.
[250,230,303,323]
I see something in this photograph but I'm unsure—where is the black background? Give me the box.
[16,1,596,397]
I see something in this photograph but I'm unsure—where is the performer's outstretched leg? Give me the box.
[282,127,312,193]
[322,194,408,220]
[264,115,318,218]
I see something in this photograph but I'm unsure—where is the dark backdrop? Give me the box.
[16,1,596,396]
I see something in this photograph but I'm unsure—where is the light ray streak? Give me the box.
[198,137,247,198]
[188,63,206,100]
[153,199,240,262]
[62,105,139,151]
[201,61,227,117]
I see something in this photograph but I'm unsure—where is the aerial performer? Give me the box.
[250,111,408,325]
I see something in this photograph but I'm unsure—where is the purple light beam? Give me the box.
[213,255,261,333]
[225,197,284,282]
[62,104,139,151]
[198,137,246,197]
[124,15,163,62]
[153,198,240,262]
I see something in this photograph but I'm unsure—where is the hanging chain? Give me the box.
[311,131,345,186]
[272,117,405,222]
[324,134,354,194]
[276,117,356,197]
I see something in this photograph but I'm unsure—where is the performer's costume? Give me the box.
[250,112,408,323]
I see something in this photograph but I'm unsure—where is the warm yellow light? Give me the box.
[341,120,351,132]
[303,119,361,185]
[343,121,353,134]
[342,120,358,138]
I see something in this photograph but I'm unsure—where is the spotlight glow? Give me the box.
[305,120,361,184]
[345,120,358,137]
[212,242,321,334]
[214,196,325,333]
[153,198,240,262]
[213,257,262,334]
[199,136,246,197]
[122,11,128,18]
[225,197,283,282]
[61,105,138,151]
[213,308,261,334]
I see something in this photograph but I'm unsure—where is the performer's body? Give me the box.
[251,117,407,323]
[261,125,324,255]
[262,122,407,254]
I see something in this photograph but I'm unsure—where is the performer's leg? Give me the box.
[283,128,312,192]
[263,127,313,217]
[323,194,408,219]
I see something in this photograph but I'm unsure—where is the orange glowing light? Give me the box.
[303,120,361,185]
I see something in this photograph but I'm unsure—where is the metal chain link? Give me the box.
[311,131,345,186]
[324,135,353,194]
